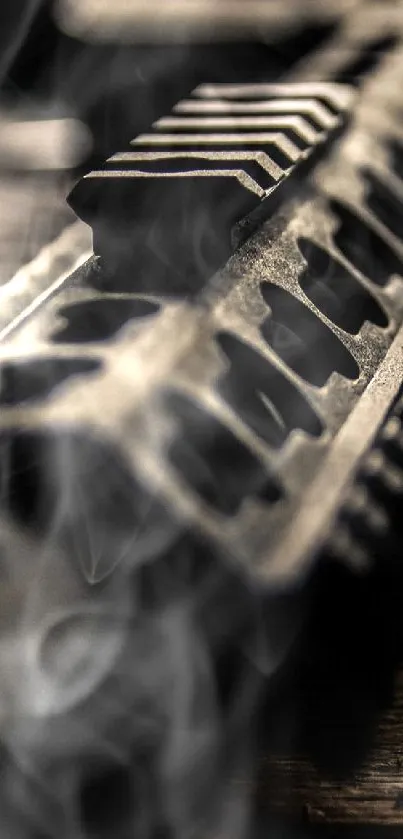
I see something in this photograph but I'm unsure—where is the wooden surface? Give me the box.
[257,669,403,825]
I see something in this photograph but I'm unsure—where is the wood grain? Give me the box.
[256,671,403,824]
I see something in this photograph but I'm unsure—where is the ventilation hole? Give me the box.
[363,169,403,241]
[0,357,101,407]
[165,390,282,515]
[389,139,403,181]
[0,430,158,581]
[260,284,359,387]
[330,199,403,286]
[80,764,136,838]
[337,35,397,85]
[297,239,387,334]
[263,142,296,170]
[52,298,159,344]
[216,332,322,446]
[264,20,337,78]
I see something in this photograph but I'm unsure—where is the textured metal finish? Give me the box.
[1,9,403,837]
[69,82,353,294]
[1,33,403,588]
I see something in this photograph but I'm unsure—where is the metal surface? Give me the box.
[69,82,353,296]
[1,34,403,587]
[1,5,403,836]
[55,0,362,42]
